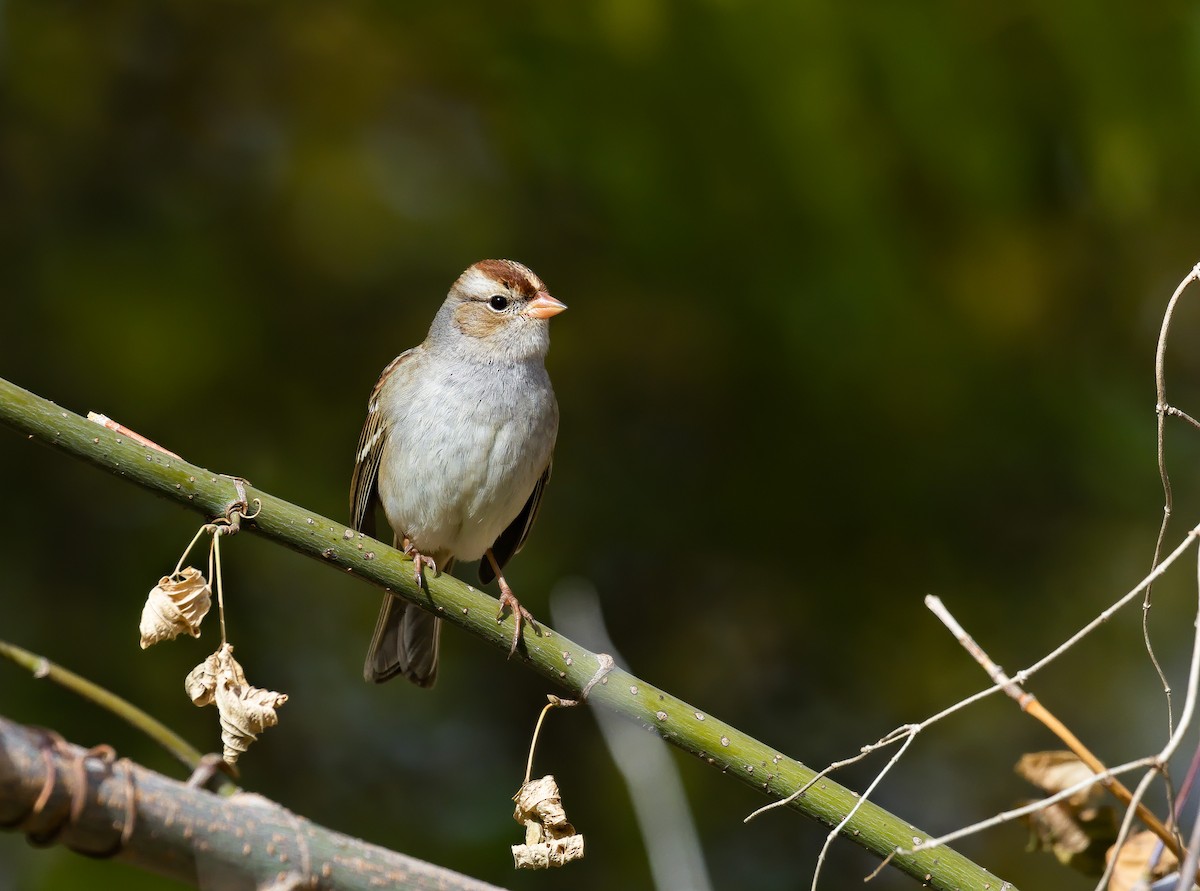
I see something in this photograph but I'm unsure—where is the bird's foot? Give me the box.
[401,540,437,589]
[496,580,541,658]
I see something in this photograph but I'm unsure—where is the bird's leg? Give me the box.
[485,549,541,657]
[400,537,437,589]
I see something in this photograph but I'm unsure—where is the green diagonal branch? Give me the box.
[0,375,1015,891]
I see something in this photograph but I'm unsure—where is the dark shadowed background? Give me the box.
[5,3,1200,890]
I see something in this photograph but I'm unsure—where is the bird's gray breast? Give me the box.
[378,357,557,559]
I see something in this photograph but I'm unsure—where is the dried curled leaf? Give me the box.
[140,567,212,648]
[185,650,223,706]
[1016,751,1118,876]
[512,774,585,869]
[1107,830,1178,891]
[186,643,288,765]
[1016,751,1105,807]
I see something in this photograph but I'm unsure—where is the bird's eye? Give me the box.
[488,294,509,311]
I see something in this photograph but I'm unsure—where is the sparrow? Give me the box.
[350,259,566,686]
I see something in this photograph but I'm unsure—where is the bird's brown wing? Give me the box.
[479,460,552,585]
[352,349,444,686]
[349,349,412,537]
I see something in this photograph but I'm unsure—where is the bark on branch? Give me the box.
[0,715,501,890]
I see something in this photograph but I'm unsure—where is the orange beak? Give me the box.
[525,291,567,319]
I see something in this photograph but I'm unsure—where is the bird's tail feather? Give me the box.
[364,594,441,686]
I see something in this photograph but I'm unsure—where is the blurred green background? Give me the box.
[5,2,1200,889]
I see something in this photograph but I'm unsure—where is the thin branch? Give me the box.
[743,526,1200,874]
[1025,699,1178,854]
[1159,537,1200,769]
[925,595,1184,863]
[1148,262,1200,735]
[793,262,1200,888]
[1019,527,1198,682]
[810,728,919,891]
[1094,767,1163,891]
[1174,791,1200,891]
[909,523,1200,883]
[910,755,1160,855]
[0,375,1013,891]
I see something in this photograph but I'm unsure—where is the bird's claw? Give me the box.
[402,542,437,589]
[496,588,541,658]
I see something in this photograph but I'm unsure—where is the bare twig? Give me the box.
[752,262,1200,889]
[746,525,1199,823]
[1094,767,1164,891]
[765,514,1200,889]
[809,729,919,890]
[1020,527,1199,682]
[911,755,1160,855]
[925,595,1183,862]
[913,524,1200,891]
[1148,262,1200,734]
[1174,791,1200,891]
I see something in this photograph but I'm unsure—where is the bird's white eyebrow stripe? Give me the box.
[458,268,498,295]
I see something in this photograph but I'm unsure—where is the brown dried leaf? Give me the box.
[512,835,585,870]
[186,643,287,765]
[512,774,585,869]
[1016,751,1104,808]
[140,567,211,648]
[184,650,221,706]
[1107,830,1178,891]
[1020,799,1116,875]
[1016,752,1118,876]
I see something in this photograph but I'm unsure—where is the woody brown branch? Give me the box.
[0,715,501,890]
